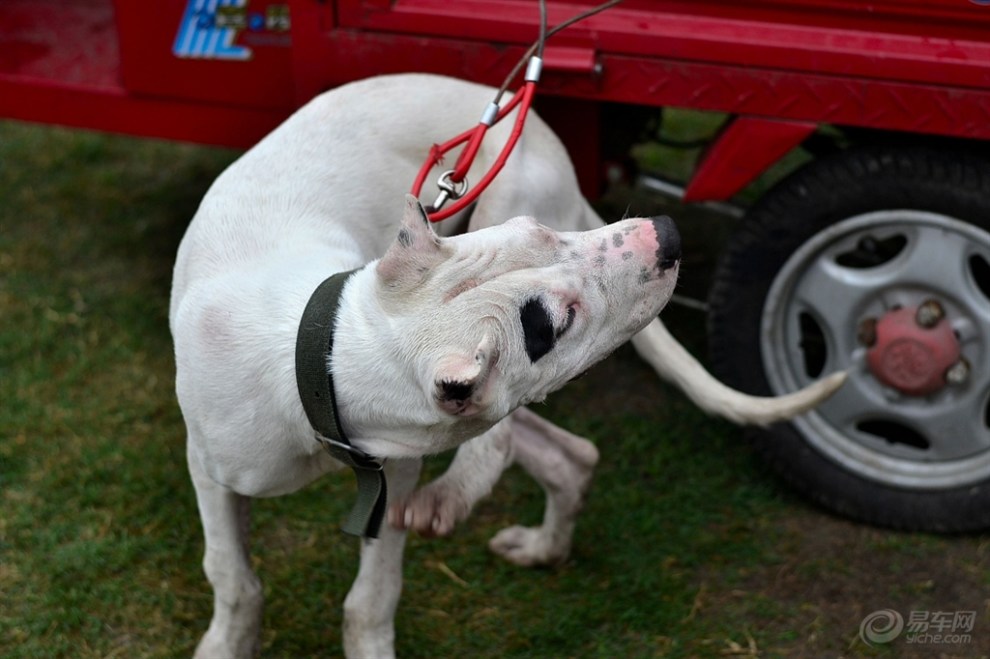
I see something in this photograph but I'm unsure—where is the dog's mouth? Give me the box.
[568,368,590,383]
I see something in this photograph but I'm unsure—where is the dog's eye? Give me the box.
[556,305,576,338]
[520,300,576,362]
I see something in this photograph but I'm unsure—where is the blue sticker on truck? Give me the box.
[173,0,290,60]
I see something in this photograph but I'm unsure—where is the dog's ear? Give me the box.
[433,335,498,416]
[376,195,445,289]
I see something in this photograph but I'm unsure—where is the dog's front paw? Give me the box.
[388,482,469,538]
[194,628,260,659]
[489,525,570,568]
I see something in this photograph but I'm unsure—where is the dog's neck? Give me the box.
[329,266,500,458]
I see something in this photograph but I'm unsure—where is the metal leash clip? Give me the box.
[431,170,469,211]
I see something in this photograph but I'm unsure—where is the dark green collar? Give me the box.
[295,269,388,538]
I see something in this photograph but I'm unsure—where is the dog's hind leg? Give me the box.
[188,451,263,659]
[343,457,422,659]
[488,407,599,567]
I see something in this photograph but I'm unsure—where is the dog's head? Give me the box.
[342,196,680,455]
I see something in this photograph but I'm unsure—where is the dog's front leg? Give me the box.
[394,410,599,567]
[343,457,422,659]
[188,450,263,659]
[388,419,513,537]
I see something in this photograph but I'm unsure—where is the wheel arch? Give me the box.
[682,115,817,202]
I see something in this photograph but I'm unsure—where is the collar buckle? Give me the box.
[315,434,384,472]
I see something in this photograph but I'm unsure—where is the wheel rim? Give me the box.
[761,210,990,489]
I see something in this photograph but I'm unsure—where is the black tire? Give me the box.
[708,145,990,532]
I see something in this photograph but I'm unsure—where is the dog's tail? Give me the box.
[632,319,847,427]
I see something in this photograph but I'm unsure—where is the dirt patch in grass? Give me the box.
[689,512,988,656]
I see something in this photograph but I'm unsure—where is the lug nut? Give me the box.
[945,358,970,385]
[916,299,945,328]
[857,317,878,347]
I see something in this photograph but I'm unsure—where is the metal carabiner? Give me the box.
[431,170,470,211]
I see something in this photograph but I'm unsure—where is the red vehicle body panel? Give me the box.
[3,0,990,199]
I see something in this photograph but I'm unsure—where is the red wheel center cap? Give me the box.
[865,305,960,396]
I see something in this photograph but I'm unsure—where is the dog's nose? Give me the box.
[651,215,681,272]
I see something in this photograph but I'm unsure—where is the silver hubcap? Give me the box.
[761,210,990,489]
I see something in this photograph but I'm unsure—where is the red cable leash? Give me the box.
[411,75,537,222]
[410,0,623,222]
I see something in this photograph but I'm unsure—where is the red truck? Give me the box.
[4,0,989,532]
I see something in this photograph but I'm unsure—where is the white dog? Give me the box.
[169,73,844,658]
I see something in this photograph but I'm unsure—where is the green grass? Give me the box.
[1,120,987,658]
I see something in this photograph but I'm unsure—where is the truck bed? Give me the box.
[3,1,990,151]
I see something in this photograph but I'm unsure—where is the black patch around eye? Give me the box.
[397,228,412,247]
[520,298,556,362]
